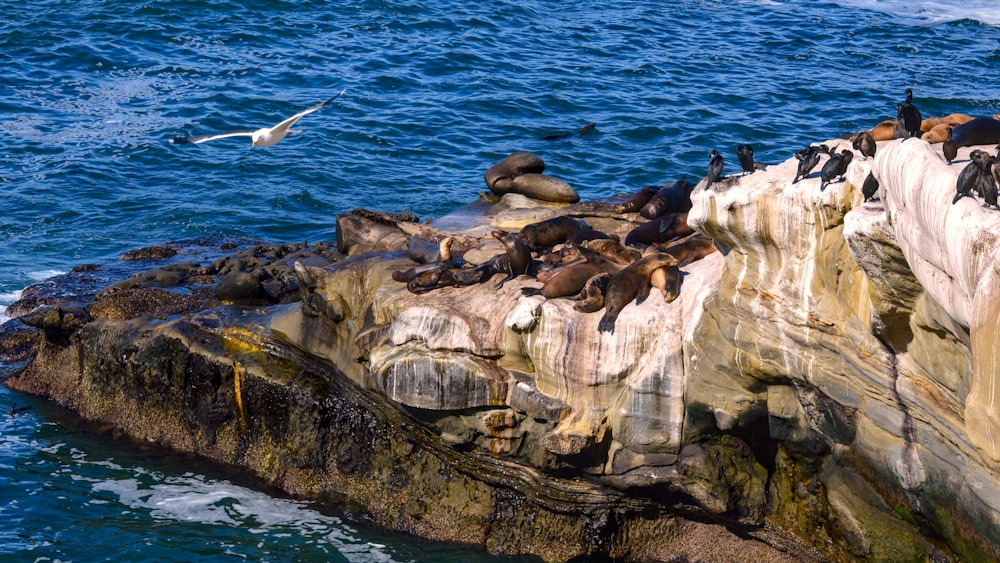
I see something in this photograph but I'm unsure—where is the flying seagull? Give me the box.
[171,89,345,147]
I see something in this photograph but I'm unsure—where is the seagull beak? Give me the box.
[252,140,257,147]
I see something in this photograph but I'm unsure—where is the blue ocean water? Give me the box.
[1,0,999,559]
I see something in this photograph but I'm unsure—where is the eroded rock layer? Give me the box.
[3,140,1000,561]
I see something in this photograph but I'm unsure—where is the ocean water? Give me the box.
[1,0,999,559]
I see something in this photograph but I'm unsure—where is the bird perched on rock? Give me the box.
[820,147,853,191]
[952,150,985,204]
[942,127,958,165]
[896,88,923,139]
[706,149,724,185]
[852,131,876,160]
[736,144,756,175]
[792,144,827,184]
[979,153,999,209]
[861,172,879,202]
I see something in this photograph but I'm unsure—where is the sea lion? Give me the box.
[793,144,827,184]
[597,252,680,333]
[736,144,755,175]
[706,149,724,185]
[649,263,682,303]
[582,238,642,266]
[485,152,545,191]
[404,266,469,294]
[518,216,589,252]
[503,173,580,203]
[615,185,660,214]
[534,258,608,299]
[574,273,611,313]
[852,131,876,160]
[921,113,973,133]
[861,172,880,202]
[952,117,1000,148]
[492,229,532,287]
[953,151,984,204]
[640,178,693,219]
[541,122,596,141]
[820,148,853,191]
[624,212,695,248]
[869,119,896,142]
[658,233,718,266]
[898,89,923,139]
[565,229,614,246]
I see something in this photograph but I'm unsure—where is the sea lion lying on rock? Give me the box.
[484,152,581,203]
[518,216,590,252]
[597,252,680,333]
[639,178,693,220]
[624,212,694,247]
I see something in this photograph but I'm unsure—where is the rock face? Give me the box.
[4,141,1000,561]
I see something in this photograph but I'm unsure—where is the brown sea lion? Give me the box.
[657,233,718,266]
[541,122,596,141]
[649,264,682,303]
[519,216,589,252]
[868,119,896,142]
[535,259,608,299]
[484,152,545,191]
[581,239,641,266]
[615,185,660,214]
[574,273,611,313]
[921,113,973,133]
[624,212,694,247]
[405,267,466,294]
[492,230,532,287]
[640,178,693,219]
[597,253,680,333]
[565,229,614,246]
[504,173,580,203]
[953,117,1000,148]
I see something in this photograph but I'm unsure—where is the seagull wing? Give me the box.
[267,89,346,137]
[171,130,256,144]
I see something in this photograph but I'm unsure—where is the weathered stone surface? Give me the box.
[5,137,1000,561]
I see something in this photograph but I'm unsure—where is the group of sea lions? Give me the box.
[393,88,1000,332]
[392,154,718,333]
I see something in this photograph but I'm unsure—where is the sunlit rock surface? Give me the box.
[4,139,1000,561]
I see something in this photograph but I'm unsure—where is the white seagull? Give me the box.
[171,89,345,147]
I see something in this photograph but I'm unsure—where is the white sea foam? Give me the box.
[92,474,398,562]
[831,0,1000,26]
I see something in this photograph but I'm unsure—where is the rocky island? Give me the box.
[2,134,1000,561]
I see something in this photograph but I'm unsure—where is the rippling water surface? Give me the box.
[2,0,999,559]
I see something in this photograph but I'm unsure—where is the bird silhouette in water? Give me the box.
[896,88,923,140]
[706,149,724,185]
[792,144,827,184]
[820,147,853,191]
[852,131,876,160]
[736,144,756,175]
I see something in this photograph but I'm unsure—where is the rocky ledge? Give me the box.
[3,137,1000,562]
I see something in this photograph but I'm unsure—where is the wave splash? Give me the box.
[830,0,1000,26]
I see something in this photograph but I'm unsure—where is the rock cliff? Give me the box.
[2,138,1000,561]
